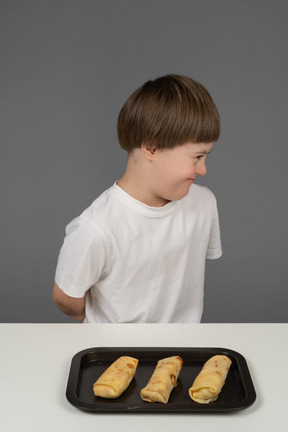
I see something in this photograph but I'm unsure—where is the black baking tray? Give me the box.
[66,347,256,413]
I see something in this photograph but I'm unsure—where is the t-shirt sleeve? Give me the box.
[55,217,106,297]
[206,195,222,259]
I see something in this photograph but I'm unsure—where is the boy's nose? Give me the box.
[196,161,207,176]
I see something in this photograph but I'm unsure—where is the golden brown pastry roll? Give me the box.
[93,356,138,398]
[140,356,183,403]
[189,355,232,403]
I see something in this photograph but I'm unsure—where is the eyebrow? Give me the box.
[194,150,212,155]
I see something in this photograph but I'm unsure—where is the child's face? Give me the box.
[151,141,214,204]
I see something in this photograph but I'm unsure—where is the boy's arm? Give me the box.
[52,282,86,322]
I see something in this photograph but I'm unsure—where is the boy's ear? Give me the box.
[141,143,157,160]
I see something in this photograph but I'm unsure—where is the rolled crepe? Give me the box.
[141,356,183,403]
[189,355,232,403]
[93,356,138,398]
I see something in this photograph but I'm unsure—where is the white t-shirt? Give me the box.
[55,182,222,323]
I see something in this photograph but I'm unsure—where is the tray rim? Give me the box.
[66,346,257,413]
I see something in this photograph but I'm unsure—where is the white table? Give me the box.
[0,323,287,431]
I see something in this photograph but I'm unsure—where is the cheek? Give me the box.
[177,161,196,179]
[154,154,194,183]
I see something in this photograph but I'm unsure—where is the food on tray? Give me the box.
[93,356,139,398]
[140,356,183,403]
[189,355,232,403]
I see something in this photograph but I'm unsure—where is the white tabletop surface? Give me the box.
[0,323,287,431]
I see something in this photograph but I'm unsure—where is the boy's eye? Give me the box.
[195,152,210,161]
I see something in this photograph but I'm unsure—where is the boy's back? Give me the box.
[55,182,221,322]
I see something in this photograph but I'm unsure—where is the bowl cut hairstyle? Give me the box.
[117,74,220,152]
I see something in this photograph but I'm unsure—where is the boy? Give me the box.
[52,74,222,323]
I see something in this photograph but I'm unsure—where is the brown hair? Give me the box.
[117,74,220,152]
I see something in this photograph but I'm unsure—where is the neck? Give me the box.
[118,155,169,207]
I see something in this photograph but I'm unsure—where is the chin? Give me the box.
[171,188,190,202]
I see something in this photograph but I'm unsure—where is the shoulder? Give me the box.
[80,186,115,222]
[186,183,217,204]
[65,184,122,239]
[178,184,218,218]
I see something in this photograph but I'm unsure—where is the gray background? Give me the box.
[1,0,287,323]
